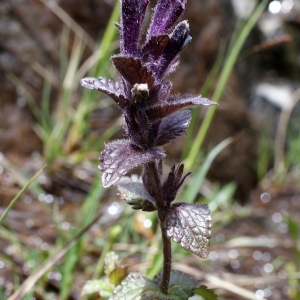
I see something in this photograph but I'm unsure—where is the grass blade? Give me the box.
[183,137,232,204]
[182,42,226,159]
[39,0,95,50]
[185,0,268,169]
[76,0,120,81]
[0,165,46,225]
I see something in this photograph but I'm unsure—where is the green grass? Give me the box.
[0,166,46,225]
[184,0,268,170]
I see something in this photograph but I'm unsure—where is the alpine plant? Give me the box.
[81,0,216,295]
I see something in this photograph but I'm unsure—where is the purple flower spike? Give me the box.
[147,0,186,39]
[120,0,149,56]
[81,0,217,188]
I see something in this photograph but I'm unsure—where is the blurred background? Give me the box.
[0,0,300,299]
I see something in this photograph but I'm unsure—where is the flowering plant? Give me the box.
[81,0,216,298]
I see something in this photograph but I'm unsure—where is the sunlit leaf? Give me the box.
[162,203,212,258]
[111,271,199,300]
[110,273,159,300]
[80,77,127,109]
[146,94,217,120]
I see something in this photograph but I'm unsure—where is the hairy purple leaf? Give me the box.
[157,81,173,102]
[142,34,169,62]
[112,56,155,87]
[80,77,127,109]
[99,140,165,188]
[147,0,186,39]
[162,164,191,203]
[155,110,191,146]
[157,21,191,78]
[175,164,184,183]
[120,0,149,56]
[162,203,212,258]
[146,95,217,120]
[169,21,192,52]
[115,175,156,211]
[146,81,172,107]
[164,56,180,76]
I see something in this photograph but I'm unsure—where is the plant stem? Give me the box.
[145,162,164,209]
[145,161,171,295]
[274,88,300,178]
[160,230,172,294]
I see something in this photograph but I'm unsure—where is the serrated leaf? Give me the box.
[82,279,114,299]
[155,110,191,146]
[109,273,160,300]
[146,95,217,120]
[80,77,127,109]
[162,203,212,258]
[111,271,198,300]
[154,270,199,299]
[99,140,165,188]
[195,286,218,300]
[115,175,156,211]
